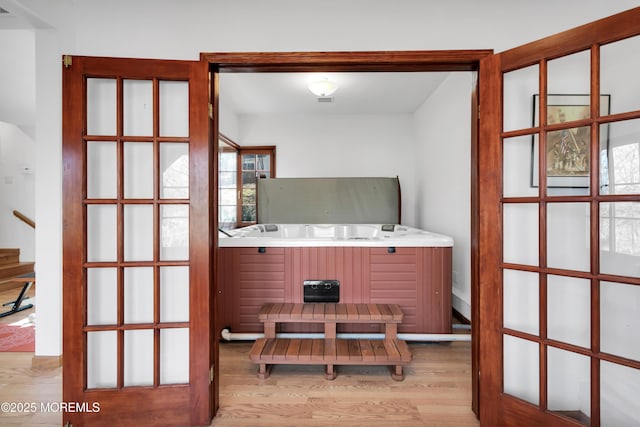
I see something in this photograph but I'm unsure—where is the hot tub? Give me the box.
[217,224,453,336]
[218,223,453,247]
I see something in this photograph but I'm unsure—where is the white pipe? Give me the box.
[220,328,471,342]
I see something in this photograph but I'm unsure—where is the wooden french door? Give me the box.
[479,7,640,426]
[62,56,214,426]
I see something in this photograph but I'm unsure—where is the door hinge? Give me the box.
[63,55,72,68]
[209,365,214,383]
[208,103,213,120]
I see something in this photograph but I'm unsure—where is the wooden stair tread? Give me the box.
[0,262,35,283]
[250,338,412,365]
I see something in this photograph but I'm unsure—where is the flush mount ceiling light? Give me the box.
[308,78,338,97]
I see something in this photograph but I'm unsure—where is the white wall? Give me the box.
[33,28,64,355]
[4,0,640,359]
[238,113,418,224]
[412,72,472,318]
[0,29,35,134]
[0,122,36,261]
[0,29,36,262]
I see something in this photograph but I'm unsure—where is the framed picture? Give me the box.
[531,94,610,188]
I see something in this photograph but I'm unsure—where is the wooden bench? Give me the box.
[249,303,412,381]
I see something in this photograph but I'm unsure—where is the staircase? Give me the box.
[0,249,35,283]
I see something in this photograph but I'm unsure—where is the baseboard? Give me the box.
[452,293,471,322]
[32,355,62,369]
[452,307,471,325]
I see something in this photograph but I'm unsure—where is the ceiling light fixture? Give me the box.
[308,78,338,97]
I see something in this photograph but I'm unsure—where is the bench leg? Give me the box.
[257,363,272,380]
[324,364,336,381]
[390,365,404,382]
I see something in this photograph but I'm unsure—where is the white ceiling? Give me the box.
[219,72,450,115]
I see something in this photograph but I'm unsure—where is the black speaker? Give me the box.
[303,280,340,303]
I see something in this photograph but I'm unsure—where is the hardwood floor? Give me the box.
[0,282,57,426]
[0,285,478,426]
[0,351,62,426]
[213,341,478,427]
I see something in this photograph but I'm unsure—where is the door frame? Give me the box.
[203,49,494,418]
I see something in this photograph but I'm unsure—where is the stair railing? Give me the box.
[12,210,35,229]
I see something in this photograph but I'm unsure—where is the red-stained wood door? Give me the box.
[479,7,640,426]
[62,56,214,426]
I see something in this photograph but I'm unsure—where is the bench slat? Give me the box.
[301,304,315,320]
[336,339,350,362]
[298,339,313,361]
[368,304,382,320]
[336,304,348,320]
[359,339,376,362]
[279,303,295,319]
[251,339,410,364]
[348,339,363,361]
[286,338,302,360]
[257,303,403,323]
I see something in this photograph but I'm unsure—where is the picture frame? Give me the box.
[531,94,611,188]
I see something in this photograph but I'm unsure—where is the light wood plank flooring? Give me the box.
[1,281,61,426]
[0,285,478,426]
[213,340,478,427]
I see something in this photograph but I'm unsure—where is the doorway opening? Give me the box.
[205,50,493,417]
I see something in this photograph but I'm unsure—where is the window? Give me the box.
[217,134,275,228]
[238,147,275,226]
[218,136,238,229]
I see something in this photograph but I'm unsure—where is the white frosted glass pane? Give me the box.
[600,202,640,278]
[219,151,237,172]
[503,135,538,198]
[547,275,590,348]
[601,35,640,116]
[87,331,117,389]
[161,266,189,322]
[220,189,236,205]
[87,78,116,136]
[124,142,153,199]
[87,141,117,199]
[601,361,640,427]
[219,206,236,226]
[160,205,189,261]
[547,347,590,418]
[123,79,153,136]
[503,335,539,405]
[124,330,154,387]
[160,328,189,384]
[503,64,539,132]
[600,281,640,362]
[600,119,640,195]
[547,51,591,104]
[124,267,154,324]
[124,205,154,261]
[503,203,539,266]
[87,268,117,326]
[87,205,117,262]
[159,81,189,137]
[547,203,590,272]
[160,143,189,199]
[503,269,539,336]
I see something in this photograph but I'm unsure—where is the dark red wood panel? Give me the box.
[218,246,452,335]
